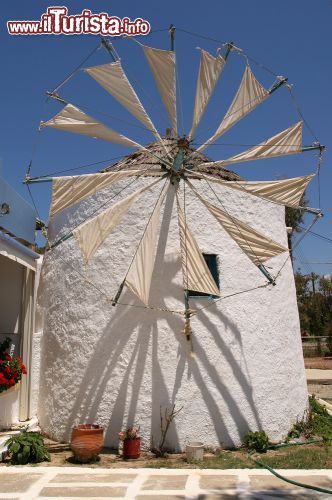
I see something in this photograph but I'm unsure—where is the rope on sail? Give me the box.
[29,155,128,179]
[50,41,101,95]
[182,180,193,346]
[273,213,322,281]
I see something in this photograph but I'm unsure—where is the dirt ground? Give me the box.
[304,357,332,369]
[1,439,330,469]
[0,439,211,468]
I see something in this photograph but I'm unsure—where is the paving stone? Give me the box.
[291,475,332,488]
[51,472,137,483]
[250,475,296,490]
[250,474,332,494]
[198,495,240,499]
[142,474,188,490]
[0,473,42,493]
[199,475,238,489]
[40,486,127,497]
[250,495,294,499]
[136,496,185,500]
[250,494,324,499]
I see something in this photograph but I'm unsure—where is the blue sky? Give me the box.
[1,0,331,275]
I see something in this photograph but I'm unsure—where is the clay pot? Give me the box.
[70,424,104,463]
[123,437,140,459]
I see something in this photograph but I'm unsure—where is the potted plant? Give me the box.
[5,432,50,464]
[70,424,104,463]
[118,426,140,459]
[0,337,27,396]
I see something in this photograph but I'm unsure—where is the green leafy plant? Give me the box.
[5,432,50,465]
[243,431,269,453]
[309,395,332,439]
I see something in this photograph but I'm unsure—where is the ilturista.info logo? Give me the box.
[7,7,151,36]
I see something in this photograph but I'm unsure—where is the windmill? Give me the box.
[28,29,324,448]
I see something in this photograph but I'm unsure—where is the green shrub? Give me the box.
[309,396,332,439]
[286,396,332,441]
[5,432,50,465]
[243,431,269,453]
[287,416,313,440]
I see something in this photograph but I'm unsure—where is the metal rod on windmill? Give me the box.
[169,24,176,51]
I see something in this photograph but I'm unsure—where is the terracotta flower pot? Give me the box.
[123,437,140,459]
[70,424,104,463]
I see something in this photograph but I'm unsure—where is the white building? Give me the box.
[36,138,308,450]
[0,173,41,428]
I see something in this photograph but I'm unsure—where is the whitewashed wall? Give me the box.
[37,176,308,450]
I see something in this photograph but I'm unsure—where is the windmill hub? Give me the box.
[177,136,190,149]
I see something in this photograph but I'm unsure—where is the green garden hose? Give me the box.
[248,443,332,495]
[269,438,324,450]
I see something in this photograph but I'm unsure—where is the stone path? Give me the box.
[306,369,332,382]
[0,467,331,499]
[306,369,332,401]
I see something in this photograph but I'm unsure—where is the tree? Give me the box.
[294,271,332,341]
[319,276,332,298]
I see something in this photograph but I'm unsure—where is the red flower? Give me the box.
[0,337,27,394]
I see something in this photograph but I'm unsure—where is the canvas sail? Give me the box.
[73,178,161,263]
[177,195,220,296]
[185,171,313,208]
[41,103,140,148]
[143,45,177,134]
[202,122,303,167]
[125,183,169,305]
[188,182,288,265]
[85,61,160,140]
[50,170,143,218]
[189,49,225,139]
[197,65,268,152]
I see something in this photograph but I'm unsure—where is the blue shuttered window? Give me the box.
[187,253,220,299]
